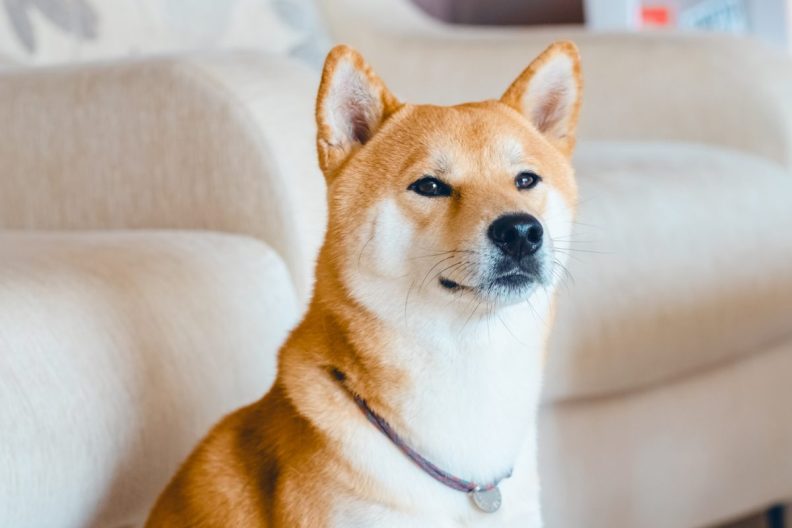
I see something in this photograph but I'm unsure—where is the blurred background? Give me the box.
[0,0,789,66]
[416,0,790,52]
[1,1,791,528]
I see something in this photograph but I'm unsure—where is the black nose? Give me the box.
[488,214,544,259]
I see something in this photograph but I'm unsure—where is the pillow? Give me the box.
[0,0,330,67]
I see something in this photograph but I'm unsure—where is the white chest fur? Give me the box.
[335,280,551,527]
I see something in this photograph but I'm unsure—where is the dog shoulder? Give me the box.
[145,397,279,527]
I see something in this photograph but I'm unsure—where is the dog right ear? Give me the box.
[315,45,401,179]
[500,41,583,157]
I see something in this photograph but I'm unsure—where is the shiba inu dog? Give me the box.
[146,40,582,528]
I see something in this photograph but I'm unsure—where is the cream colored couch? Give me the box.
[2,3,792,528]
[0,54,326,528]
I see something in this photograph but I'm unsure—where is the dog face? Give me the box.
[316,43,581,314]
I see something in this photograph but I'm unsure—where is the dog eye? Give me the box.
[515,171,541,190]
[408,176,452,197]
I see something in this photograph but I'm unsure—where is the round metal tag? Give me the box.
[471,486,502,513]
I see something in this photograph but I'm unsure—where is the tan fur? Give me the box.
[146,42,582,527]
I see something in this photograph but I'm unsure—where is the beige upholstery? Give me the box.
[0,52,15,67]
[318,0,792,172]
[0,0,325,66]
[0,53,325,300]
[0,53,320,527]
[0,231,299,528]
[549,142,792,400]
[541,336,792,528]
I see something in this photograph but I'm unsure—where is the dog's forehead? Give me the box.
[428,134,526,171]
[394,102,551,180]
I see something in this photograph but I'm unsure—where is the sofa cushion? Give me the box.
[0,0,330,67]
[0,51,15,67]
[0,54,324,300]
[0,231,298,528]
[545,142,792,401]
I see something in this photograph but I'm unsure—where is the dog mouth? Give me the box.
[438,276,472,292]
[438,271,534,294]
[489,272,533,288]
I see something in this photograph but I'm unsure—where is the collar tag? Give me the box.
[471,486,503,513]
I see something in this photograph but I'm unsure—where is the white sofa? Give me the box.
[1,3,792,527]
[0,54,325,528]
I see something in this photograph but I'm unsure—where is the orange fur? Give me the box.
[146,42,582,527]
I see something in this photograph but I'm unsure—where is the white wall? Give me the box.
[746,0,790,50]
[584,0,639,29]
[584,0,790,52]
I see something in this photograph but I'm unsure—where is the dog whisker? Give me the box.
[409,249,476,261]
[403,278,417,326]
[496,312,527,346]
[357,230,377,269]
[419,255,457,291]
[553,246,611,255]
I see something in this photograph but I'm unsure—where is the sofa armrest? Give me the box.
[0,53,326,299]
[0,231,298,528]
[319,0,792,170]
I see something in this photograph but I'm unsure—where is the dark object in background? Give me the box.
[412,0,585,25]
[768,504,786,528]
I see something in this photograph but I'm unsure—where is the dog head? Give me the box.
[315,43,581,318]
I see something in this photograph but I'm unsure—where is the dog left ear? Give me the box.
[501,41,583,157]
[316,45,401,179]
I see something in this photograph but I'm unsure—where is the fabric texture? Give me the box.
[0,50,16,66]
[0,53,326,300]
[540,335,792,528]
[0,0,330,67]
[546,141,792,400]
[0,231,299,528]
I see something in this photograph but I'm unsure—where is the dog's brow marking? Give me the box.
[503,138,524,166]
[433,152,450,175]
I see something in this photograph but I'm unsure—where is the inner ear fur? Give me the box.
[501,41,583,157]
[315,45,401,178]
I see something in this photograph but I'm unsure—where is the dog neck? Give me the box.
[284,264,554,492]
